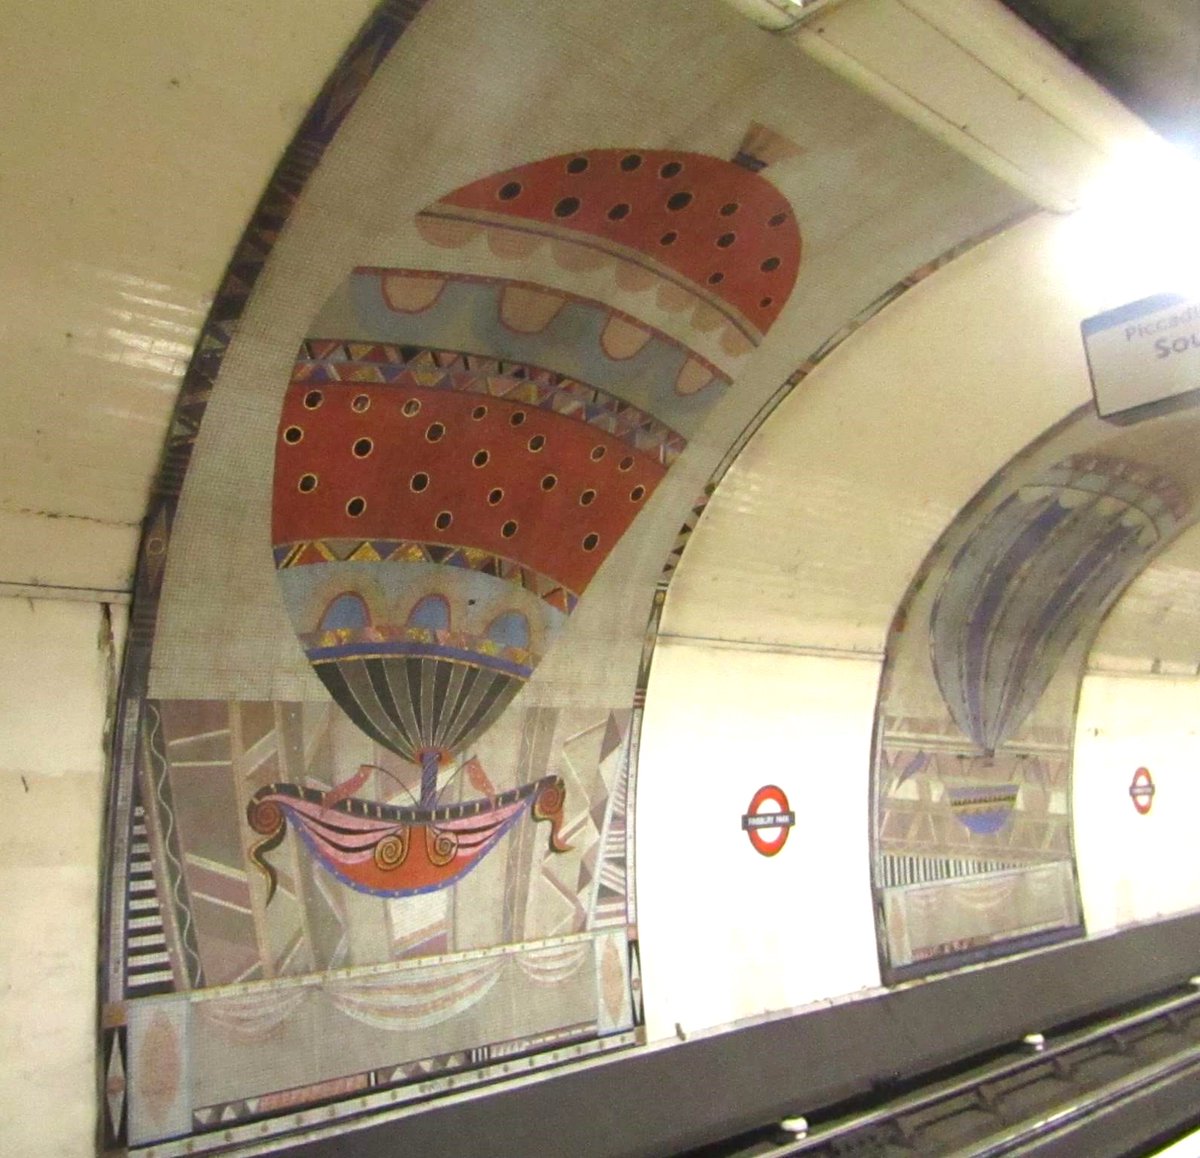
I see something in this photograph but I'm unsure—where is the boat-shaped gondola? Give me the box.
[248,775,567,900]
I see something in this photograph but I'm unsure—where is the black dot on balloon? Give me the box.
[298,473,317,493]
[666,191,693,211]
[346,496,366,517]
[608,203,630,221]
[498,181,522,201]
[582,533,600,552]
[352,437,373,458]
[660,161,683,179]
[487,487,504,505]
[411,473,429,493]
[283,426,303,444]
[566,156,589,174]
[435,511,453,530]
[554,197,581,218]
[761,256,781,272]
[620,154,642,171]
[303,391,323,410]
[501,520,518,538]
[473,449,489,468]
[716,232,736,248]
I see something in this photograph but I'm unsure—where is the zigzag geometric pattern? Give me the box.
[536,718,614,936]
[589,713,632,929]
[589,780,630,928]
[658,489,713,580]
[272,537,580,613]
[293,342,688,467]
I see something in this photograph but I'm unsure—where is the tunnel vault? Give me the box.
[96,0,1165,1152]
[874,402,1200,978]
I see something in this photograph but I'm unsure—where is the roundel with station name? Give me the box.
[1129,766,1155,815]
[742,785,795,857]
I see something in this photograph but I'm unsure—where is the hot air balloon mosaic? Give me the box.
[871,425,1196,972]
[924,452,1186,835]
[248,128,802,900]
[930,453,1186,766]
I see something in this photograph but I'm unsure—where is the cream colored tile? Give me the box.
[0,0,377,562]
[0,597,111,1156]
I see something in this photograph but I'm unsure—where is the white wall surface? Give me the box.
[636,641,882,1042]
[0,596,122,1157]
[1075,672,1200,936]
[1074,673,1200,936]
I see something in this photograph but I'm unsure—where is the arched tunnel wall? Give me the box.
[4,2,1200,1156]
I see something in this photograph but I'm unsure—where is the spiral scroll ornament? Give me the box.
[533,777,571,853]
[424,825,459,867]
[247,797,287,903]
[373,829,410,872]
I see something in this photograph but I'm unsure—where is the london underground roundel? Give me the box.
[1129,766,1155,815]
[742,785,795,857]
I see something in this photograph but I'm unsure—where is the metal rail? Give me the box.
[953,1048,1200,1157]
[739,984,1200,1156]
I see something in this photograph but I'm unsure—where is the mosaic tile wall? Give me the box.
[98,0,1030,1151]
[873,404,1200,978]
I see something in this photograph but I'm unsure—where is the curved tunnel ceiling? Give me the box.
[1093,525,1200,673]
[0,0,379,596]
[43,0,1200,1150]
[667,208,1200,669]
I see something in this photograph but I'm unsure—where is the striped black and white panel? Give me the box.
[124,805,175,996]
[880,854,1020,889]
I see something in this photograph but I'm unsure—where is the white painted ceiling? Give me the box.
[0,1,375,593]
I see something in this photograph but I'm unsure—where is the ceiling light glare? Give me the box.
[1055,137,1200,308]
[721,0,840,31]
